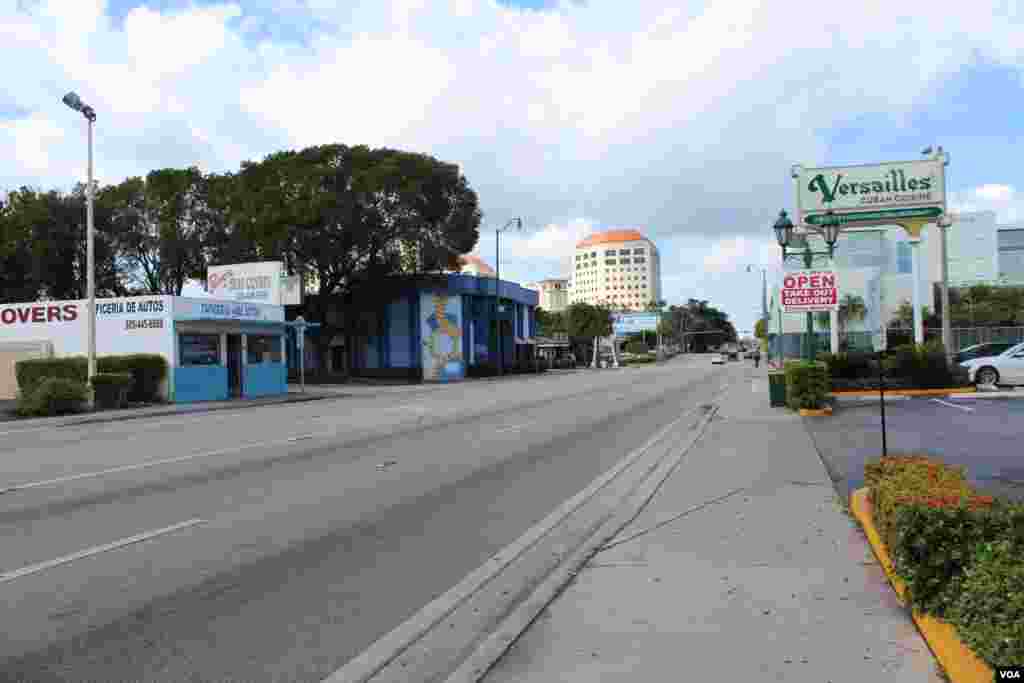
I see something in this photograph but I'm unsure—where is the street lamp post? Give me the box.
[62,92,98,390]
[774,209,841,361]
[495,218,522,376]
[924,145,954,364]
[747,265,768,359]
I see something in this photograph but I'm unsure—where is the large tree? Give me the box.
[1,185,126,301]
[566,302,614,367]
[104,167,212,295]
[228,144,481,367]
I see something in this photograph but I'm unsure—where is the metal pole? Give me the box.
[761,268,768,360]
[804,247,814,360]
[86,116,96,385]
[940,223,952,361]
[879,350,887,458]
[496,229,502,376]
[299,326,305,393]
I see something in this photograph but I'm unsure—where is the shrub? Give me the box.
[628,354,657,365]
[98,354,167,403]
[16,377,89,417]
[947,539,1024,668]
[889,497,1007,616]
[625,340,650,355]
[883,342,957,388]
[784,361,829,410]
[16,354,168,403]
[870,458,973,549]
[90,373,134,410]
[15,356,88,395]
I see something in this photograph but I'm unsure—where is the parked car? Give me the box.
[953,342,1016,365]
[711,353,726,365]
[960,342,1024,386]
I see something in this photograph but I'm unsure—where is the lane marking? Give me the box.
[495,423,534,434]
[0,433,335,495]
[0,518,205,585]
[931,398,974,413]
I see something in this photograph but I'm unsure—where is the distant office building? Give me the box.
[998,224,1024,284]
[569,229,662,311]
[525,278,570,312]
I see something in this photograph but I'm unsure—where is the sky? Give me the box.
[2,0,1024,334]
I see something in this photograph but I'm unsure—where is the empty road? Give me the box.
[0,356,742,682]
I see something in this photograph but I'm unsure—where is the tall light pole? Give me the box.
[63,92,97,387]
[495,218,522,376]
[747,264,768,357]
[924,145,954,363]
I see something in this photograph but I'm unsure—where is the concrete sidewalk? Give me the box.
[0,386,343,430]
[485,369,943,682]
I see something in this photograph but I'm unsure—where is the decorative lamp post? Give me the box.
[775,209,841,361]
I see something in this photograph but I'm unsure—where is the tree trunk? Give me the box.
[591,336,599,368]
[610,335,619,367]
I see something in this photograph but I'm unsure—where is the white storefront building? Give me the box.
[1,266,293,402]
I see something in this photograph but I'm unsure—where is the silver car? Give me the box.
[960,341,1024,387]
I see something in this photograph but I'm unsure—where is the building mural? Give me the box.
[421,293,465,381]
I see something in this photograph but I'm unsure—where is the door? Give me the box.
[1002,347,1024,384]
[227,334,243,397]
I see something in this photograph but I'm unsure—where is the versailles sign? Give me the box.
[795,159,946,225]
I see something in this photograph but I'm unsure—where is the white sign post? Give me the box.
[295,316,306,394]
[781,270,839,313]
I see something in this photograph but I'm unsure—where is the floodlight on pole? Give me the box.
[62,91,97,395]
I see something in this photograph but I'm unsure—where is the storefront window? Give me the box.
[247,335,283,364]
[245,335,282,362]
[180,334,220,366]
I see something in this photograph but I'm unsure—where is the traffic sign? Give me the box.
[805,207,942,225]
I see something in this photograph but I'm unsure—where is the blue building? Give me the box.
[285,274,539,382]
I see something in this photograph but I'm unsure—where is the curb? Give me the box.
[798,406,833,417]
[830,387,976,398]
[323,405,719,683]
[0,394,339,432]
[850,488,993,683]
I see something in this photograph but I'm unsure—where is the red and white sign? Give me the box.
[781,270,839,312]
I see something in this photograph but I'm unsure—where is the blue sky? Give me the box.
[2,0,1023,333]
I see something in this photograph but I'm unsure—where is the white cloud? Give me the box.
[951,184,1024,225]
[3,0,1024,331]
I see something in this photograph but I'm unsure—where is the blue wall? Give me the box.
[388,297,414,367]
[174,366,228,403]
[244,363,287,398]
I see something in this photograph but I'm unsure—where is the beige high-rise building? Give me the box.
[569,229,662,310]
[524,278,569,312]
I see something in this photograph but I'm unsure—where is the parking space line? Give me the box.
[931,398,974,413]
[0,518,206,585]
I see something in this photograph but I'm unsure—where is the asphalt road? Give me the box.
[0,356,742,682]
[805,396,1024,502]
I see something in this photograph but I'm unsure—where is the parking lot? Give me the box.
[805,396,1024,502]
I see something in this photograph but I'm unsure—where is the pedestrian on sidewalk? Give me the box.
[753,348,761,368]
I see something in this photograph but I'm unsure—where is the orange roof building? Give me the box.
[455,254,496,277]
[570,229,661,312]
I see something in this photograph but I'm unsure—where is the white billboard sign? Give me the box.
[796,159,945,221]
[781,270,839,313]
[207,262,293,305]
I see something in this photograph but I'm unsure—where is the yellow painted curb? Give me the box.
[850,488,993,683]
[830,387,976,397]
[798,407,832,416]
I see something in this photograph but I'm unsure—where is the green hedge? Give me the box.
[947,539,1024,667]
[15,377,89,417]
[625,340,650,355]
[90,372,133,410]
[818,351,875,380]
[16,354,167,403]
[866,454,1024,670]
[783,361,829,410]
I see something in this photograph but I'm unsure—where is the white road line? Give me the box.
[0,518,205,585]
[0,432,334,495]
[495,423,534,434]
[932,398,974,413]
